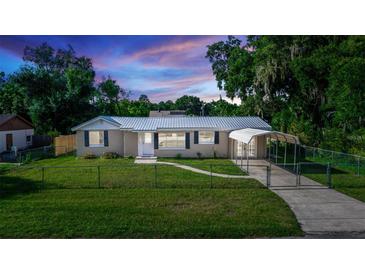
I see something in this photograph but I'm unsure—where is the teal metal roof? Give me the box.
[97,116,271,131]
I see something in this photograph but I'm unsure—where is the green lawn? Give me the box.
[158,158,246,175]
[0,155,303,238]
[0,189,302,238]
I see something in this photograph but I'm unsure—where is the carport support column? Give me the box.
[284,142,287,168]
[268,137,271,162]
[240,142,243,167]
[293,141,297,172]
[246,143,249,174]
[275,137,278,164]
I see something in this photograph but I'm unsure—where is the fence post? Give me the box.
[41,167,45,190]
[327,162,332,189]
[266,165,271,188]
[210,164,213,189]
[154,164,157,188]
[357,157,360,176]
[97,166,101,188]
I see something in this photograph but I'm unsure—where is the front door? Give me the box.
[6,134,13,151]
[138,132,154,156]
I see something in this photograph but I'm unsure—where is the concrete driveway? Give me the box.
[236,159,365,238]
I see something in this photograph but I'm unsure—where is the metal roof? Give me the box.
[229,128,300,144]
[72,116,272,131]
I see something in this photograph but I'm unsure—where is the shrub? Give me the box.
[196,152,202,159]
[176,153,182,159]
[83,153,97,159]
[127,155,134,159]
[22,153,32,164]
[103,152,119,159]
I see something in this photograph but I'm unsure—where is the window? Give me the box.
[89,131,104,147]
[26,135,32,143]
[159,132,185,149]
[199,131,214,144]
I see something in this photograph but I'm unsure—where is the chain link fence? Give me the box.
[0,163,268,195]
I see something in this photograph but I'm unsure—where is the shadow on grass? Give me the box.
[0,175,41,198]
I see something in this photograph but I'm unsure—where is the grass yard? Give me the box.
[0,155,303,238]
[0,189,302,238]
[158,157,246,175]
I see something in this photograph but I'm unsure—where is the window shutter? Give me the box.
[154,133,159,149]
[104,130,109,147]
[214,131,219,144]
[194,131,199,144]
[84,131,89,147]
[185,132,190,149]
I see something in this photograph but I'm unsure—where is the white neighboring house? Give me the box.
[0,114,34,154]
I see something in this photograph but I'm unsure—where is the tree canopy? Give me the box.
[206,35,365,154]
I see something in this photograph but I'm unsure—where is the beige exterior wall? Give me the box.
[75,130,124,157]
[124,131,138,157]
[255,135,267,158]
[154,131,229,158]
[75,129,267,159]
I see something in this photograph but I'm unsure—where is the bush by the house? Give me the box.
[102,152,120,159]
[83,153,97,159]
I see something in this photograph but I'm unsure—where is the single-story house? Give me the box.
[0,114,34,153]
[71,116,299,160]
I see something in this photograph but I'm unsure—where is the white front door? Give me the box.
[138,132,154,156]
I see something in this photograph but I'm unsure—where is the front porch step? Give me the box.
[135,156,157,164]
[136,156,157,160]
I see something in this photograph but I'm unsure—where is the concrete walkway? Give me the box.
[237,159,365,237]
[135,158,251,178]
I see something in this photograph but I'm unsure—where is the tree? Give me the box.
[97,76,129,115]
[2,43,98,134]
[206,35,365,152]
[175,95,203,116]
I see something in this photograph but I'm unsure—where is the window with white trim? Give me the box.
[89,131,104,147]
[159,132,185,149]
[199,131,214,144]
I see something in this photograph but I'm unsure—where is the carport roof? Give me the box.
[229,128,300,144]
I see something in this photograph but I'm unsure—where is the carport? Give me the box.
[229,128,300,172]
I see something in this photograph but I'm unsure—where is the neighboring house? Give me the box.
[71,116,276,158]
[149,110,186,117]
[0,114,34,153]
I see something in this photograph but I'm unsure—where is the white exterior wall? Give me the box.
[0,129,34,153]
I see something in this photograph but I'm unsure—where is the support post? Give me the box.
[240,142,243,167]
[97,166,101,188]
[284,142,287,168]
[357,157,360,176]
[266,165,271,188]
[327,162,332,188]
[275,138,278,164]
[269,137,271,162]
[293,141,297,171]
[210,164,213,189]
[41,167,45,190]
[246,144,249,174]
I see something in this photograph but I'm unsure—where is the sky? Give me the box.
[0,35,246,103]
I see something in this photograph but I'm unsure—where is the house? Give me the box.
[149,110,186,117]
[71,115,296,159]
[0,114,34,153]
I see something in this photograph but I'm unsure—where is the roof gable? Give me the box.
[0,114,33,131]
[71,116,121,131]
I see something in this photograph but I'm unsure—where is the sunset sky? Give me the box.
[0,35,246,103]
